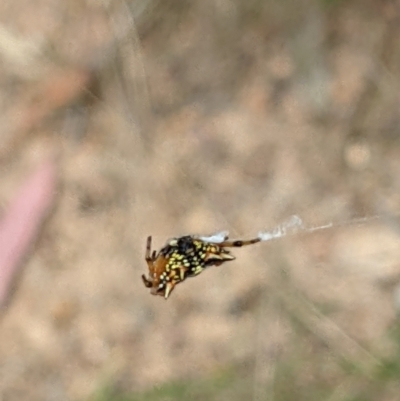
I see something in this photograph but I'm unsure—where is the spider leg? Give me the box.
[202,237,261,266]
[145,236,152,261]
[143,236,155,288]
[218,237,261,248]
[204,253,235,265]
[145,236,153,269]
[141,274,153,288]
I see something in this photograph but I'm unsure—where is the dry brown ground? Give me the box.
[1,1,400,400]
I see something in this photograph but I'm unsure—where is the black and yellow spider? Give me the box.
[142,232,261,299]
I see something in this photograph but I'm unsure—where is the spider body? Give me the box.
[142,233,261,299]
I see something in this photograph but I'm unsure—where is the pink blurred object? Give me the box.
[0,159,58,306]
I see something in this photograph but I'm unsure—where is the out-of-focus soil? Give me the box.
[2,1,400,400]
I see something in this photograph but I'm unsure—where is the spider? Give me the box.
[141,232,261,299]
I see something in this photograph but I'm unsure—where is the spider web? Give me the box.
[257,213,398,242]
[107,3,400,400]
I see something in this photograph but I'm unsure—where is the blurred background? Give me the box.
[1,0,400,400]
